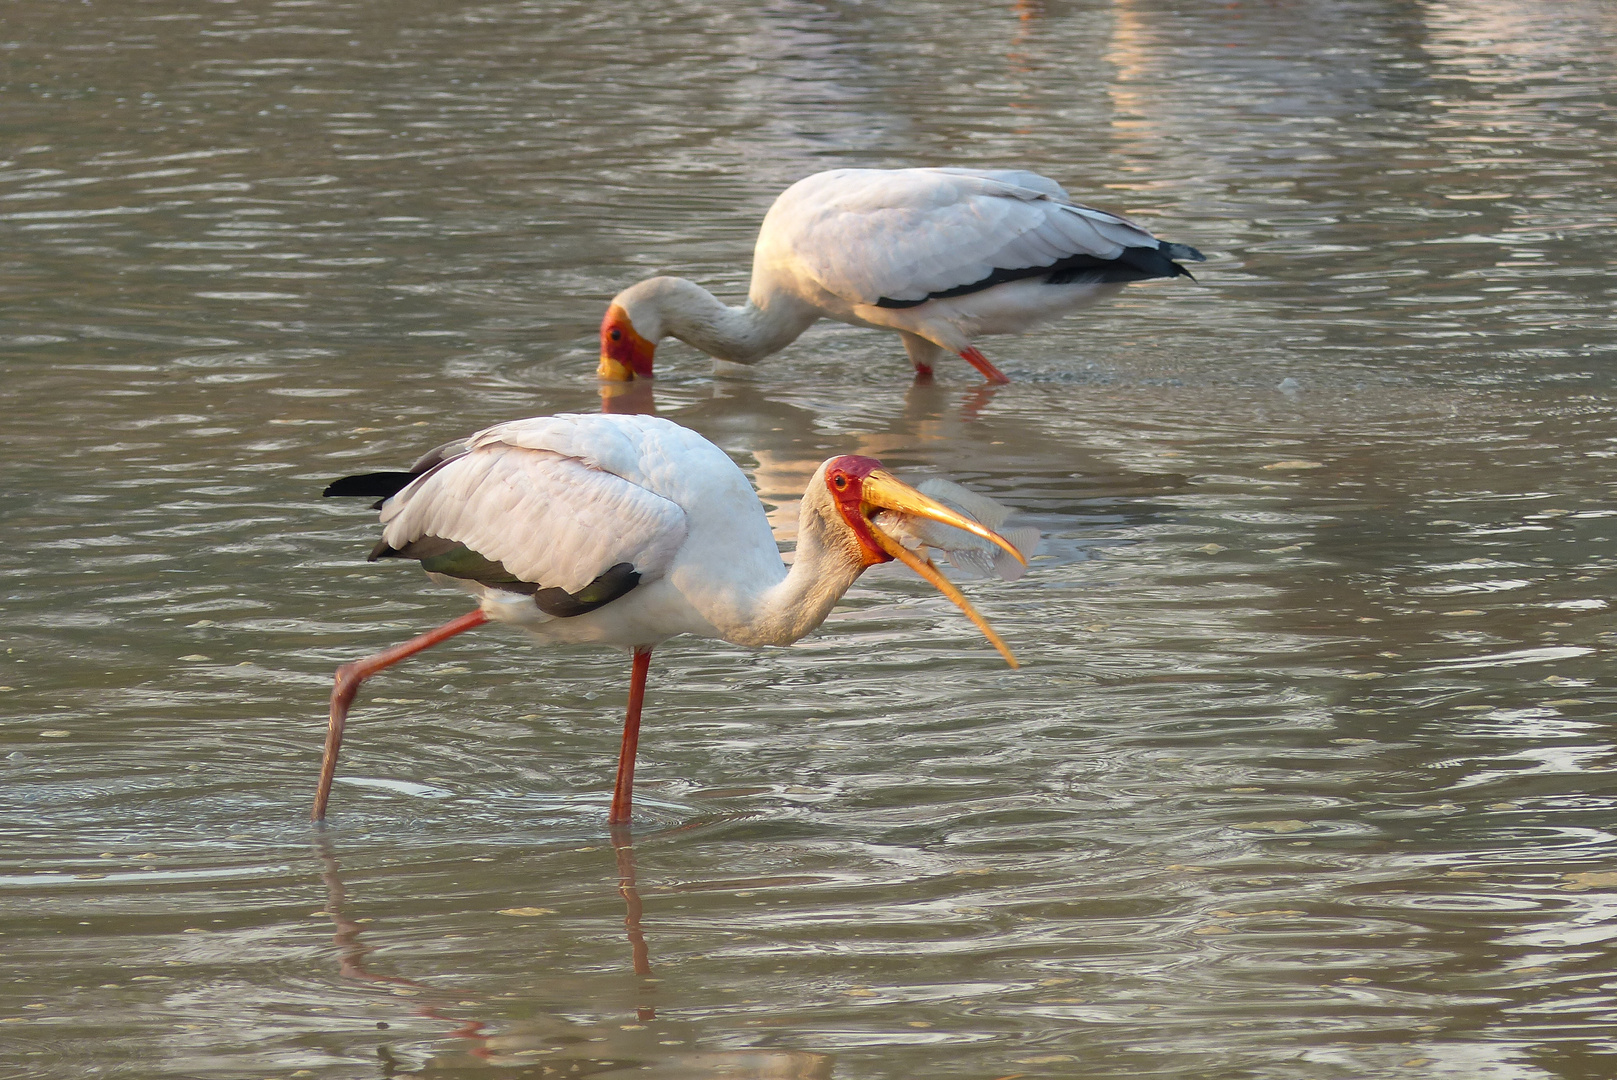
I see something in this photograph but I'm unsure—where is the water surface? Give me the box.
[4,1,1617,1077]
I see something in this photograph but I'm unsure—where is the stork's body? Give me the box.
[314,413,1028,825]
[599,167,1205,384]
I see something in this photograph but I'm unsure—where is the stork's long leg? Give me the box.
[312,609,490,822]
[959,346,1010,384]
[609,647,654,825]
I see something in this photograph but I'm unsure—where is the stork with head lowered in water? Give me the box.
[599,166,1204,385]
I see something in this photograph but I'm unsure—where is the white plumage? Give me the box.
[380,417,707,607]
[765,168,1156,304]
[599,167,1204,384]
[313,413,1031,825]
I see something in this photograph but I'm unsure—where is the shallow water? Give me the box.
[4,1,1617,1077]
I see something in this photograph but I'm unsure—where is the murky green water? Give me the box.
[4,1,1617,1077]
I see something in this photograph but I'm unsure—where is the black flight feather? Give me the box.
[534,562,641,618]
[369,534,641,618]
[875,240,1205,309]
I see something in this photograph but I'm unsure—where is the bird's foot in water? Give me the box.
[959,347,1010,384]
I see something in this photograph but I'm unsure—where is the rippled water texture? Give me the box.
[4,1,1617,1077]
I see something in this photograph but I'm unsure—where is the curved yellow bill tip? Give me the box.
[867,522,1020,669]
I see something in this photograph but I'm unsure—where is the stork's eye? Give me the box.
[609,327,622,342]
[832,473,848,490]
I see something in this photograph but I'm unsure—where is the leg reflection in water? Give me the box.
[313,834,832,1077]
[314,837,492,1058]
[612,824,656,1022]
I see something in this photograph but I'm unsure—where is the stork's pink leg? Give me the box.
[959,346,1011,384]
[609,647,654,825]
[312,609,490,822]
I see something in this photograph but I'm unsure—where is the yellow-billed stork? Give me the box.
[599,166,1204,385]
[314,413,1033,825]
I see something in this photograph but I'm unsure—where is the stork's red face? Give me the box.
[823,454,1027,668]
[599,305,657,381]
[824,455,891,567]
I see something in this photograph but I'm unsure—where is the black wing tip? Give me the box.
[323,471,417,500]
[1164,243,1202,284]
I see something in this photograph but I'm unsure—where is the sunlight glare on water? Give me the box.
[3,1,1616,1077]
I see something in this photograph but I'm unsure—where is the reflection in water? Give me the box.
[316,838,492,1053]
[6,0,1617,1075]
[595,375,1013,546]
[611,827,655,1020]
[315,836,830,1077]
[599,380,660,417]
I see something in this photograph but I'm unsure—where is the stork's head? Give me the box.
[598,280,666,381]
[815,454,1025,667]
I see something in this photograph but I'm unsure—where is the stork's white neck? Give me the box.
[705,482,867,648]
[625,277,818,365]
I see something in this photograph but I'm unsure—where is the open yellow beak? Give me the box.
[859,469,1023,669]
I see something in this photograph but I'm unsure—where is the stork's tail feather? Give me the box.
[1145,240,1205,282]
[1161,241,1206,263]
[323,471,417,500]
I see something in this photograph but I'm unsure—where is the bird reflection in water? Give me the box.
[906,377,1005,425]
[314,834,831,1078]
[598,378,658,417]
[599,367,1004,425]
[597,376,1020,573]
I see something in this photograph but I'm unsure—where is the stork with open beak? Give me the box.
[599,166,1203,384]
[314,412,1031,825]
